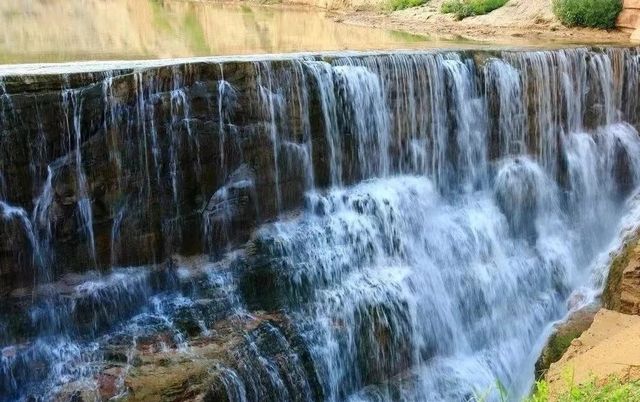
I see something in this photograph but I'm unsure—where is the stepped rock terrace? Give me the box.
[1,46,640,401]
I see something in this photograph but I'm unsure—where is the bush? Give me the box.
[553,0,622,29]
[441,0,508,20]
[441,0,463,15]
[388,0,427,11]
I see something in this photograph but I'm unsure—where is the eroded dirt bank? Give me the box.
[540,228,640,397]
[277,0,632,45]
[545,309,640,397]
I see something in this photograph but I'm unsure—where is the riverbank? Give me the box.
[274,0,632,44]
[544,309,640,398]
[539,228,640,397]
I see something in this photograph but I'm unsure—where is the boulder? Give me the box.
[535,304,598,379]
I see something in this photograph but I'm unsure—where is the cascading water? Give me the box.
[2,47,640,402]
[61,88,98,267]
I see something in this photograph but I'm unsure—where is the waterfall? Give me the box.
[2,47,640,402]
[61,88,97,267]
[256,61,285,213]
[306,61,342,186]
[217,75,237,182]
[484,59,526,157]
[0,202,42,270]
[31,164,55,278]
[260,175,568,401]
[333,65,391,179]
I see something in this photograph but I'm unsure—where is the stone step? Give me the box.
[625,0,640,9]
[618,9,640,31]
[620,0,640,41]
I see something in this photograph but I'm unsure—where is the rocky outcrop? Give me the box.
[535,304,598,379]
[603,231,640,315]
[52,311,322,402]
[540,229,640,395]
[544,309,640,398]
[0,59,322,290]
[618,0,640,42]
[0,248,326,401]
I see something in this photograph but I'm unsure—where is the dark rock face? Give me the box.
[2,48,640,290]
[0,60,320,287]
[0,217,33,296]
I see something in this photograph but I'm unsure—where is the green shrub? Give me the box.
[553,0,622,29]
[441,0,463,15]
[388,0,427,11]
[441,0,508,20]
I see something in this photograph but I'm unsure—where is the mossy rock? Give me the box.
[535,304,598,379]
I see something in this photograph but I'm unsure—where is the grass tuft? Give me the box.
[473,373,640,401]
[526,376,640,401]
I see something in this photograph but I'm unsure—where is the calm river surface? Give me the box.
[0,0,480,64]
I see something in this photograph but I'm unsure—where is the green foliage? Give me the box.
[472,380,510,402]
[546,332,577,365]
[472,373,640,401]
[441,0,462,14]
[553,0,622,29]
[526,376,640,401]
[440,0,508,20]
[388,0,427,11]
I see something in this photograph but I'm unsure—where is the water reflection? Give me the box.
[0,0,466,64]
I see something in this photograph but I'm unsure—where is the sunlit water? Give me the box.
[0,0,474,64]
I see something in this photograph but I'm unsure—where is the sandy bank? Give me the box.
[545,309,640,397]
[279,0,632,45]
[542,229,640,397]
